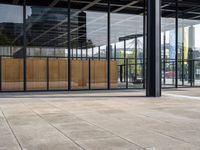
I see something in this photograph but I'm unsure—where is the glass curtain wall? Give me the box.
[110,0,144,89]
[70,0,108,90]
[25,2,69,91]
[178,7,200,87]
[6,0,200,91]
[0,0,146,92]
[161,0,176,88]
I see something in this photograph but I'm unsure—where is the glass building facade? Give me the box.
[0,0,200,93]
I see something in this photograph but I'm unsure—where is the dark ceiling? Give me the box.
[1,0,200,19]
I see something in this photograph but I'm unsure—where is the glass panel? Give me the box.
[25,4,68,90]
[0,4,24,91]
[110,0,144,89]
[177,4,200,87]
[194,60,200,86]
[161,0,176,88]
[25,5,68,57]
[70,0,108,89]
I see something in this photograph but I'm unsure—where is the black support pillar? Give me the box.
[146,0,161,97]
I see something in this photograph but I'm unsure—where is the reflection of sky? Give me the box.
[26,6,32,18]
[0,4,23,23]
[194,24,200,48]
[86,11,143,48]
[1,3,200,49]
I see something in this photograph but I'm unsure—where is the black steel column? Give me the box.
[68,0,71,90]
[23,0,27,91]
[175,0,178,88]
[146,0,161,97]
[107,0,111,90]
[0,57,1,91]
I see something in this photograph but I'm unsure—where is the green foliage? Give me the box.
[119,49,143,78]
[0,33,12,45]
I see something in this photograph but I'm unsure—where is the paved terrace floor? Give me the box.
[0,88,200,150]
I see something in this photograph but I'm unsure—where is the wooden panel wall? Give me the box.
[1,58,24,91]
[49,58,68,90]
[27,58,47,90]
[0,58,118,91]
[71,60,89,89]
[110,60,118,88]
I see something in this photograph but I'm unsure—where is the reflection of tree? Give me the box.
[0,33,12,45]
[119,38,143,77]
[87,39,95,47]
[119,50,143,78]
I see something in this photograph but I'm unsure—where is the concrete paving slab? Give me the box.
[77,137,143,150]
[0,89,200,150]
[0,112,21,150]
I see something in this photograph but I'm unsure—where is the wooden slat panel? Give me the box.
[1,58,23,91]
[0,58,118,91]
[110,60,118,88]
[91,60,107,89]
[49,58,68,90]
[71,60,89,89]
[27,58,47,90]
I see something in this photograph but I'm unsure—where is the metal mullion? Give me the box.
[126,58,128,89]
[98,46,100,60]
[182,22,185,86]
[68,0,71,90]
[107,0,110,90]
[81,42,83,60]
[143,0,146,89]
[47,57,49,91]
[76,47,78,59]
[92,47,94,60]
[86,44,88,60]
[89,58,91,90]
[163,31,166,85]
[175,0,178,88]
[124,39,126,83]
[135,37,138,80]
[23,0,27,91]
[114,43,116,60]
